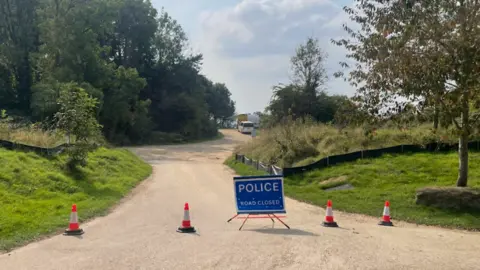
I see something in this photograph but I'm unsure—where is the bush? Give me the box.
[54,84,103,168]
[416,187,480,211]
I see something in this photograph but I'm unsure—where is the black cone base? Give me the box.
[177,226,196,233]
[63,228,84,236]
[378,220,393,226]
[322,221,339,227]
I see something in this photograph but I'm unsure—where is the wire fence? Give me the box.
[234,154,283,175]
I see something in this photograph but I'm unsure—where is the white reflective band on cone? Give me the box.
[383,207,390,216]
[326,207,333,217]
[70,212,78,223]
[184,210,190,221]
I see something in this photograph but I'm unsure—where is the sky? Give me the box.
[150,0,356,114]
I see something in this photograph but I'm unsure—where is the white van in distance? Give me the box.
[238,121,254,134]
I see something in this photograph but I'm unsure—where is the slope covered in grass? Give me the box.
[0,147,152,251]
[237,120,478,167]
[226,152,480,230]
[0,122,66,148]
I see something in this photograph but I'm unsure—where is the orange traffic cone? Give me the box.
[322,200,338,227]
[64,204,84,236]
[379,201,393,226]
[177,203,196,233]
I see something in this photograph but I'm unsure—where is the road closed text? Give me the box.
[239,200,281,206]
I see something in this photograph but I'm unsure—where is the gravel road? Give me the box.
[1,129,479,270]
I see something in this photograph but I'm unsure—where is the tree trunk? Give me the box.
[456,94,470,187]
[457,132,468,187]
[433,103,439,130]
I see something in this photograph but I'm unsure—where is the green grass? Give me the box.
[224,156,268,176]
[0,147,152,251]
[226,152,480,230]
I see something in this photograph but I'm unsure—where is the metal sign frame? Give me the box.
[228,175,289,230]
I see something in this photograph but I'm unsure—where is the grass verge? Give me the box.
[0,147,152,251]
[225,152,480,230]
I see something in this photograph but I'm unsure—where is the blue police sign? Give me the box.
[233,175,286,214]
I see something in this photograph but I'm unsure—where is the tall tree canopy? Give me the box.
[334,0,480,187]
[266,37,348,125]
[0,0,236,145]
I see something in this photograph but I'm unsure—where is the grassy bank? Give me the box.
[0,147,152,251]
[0,123,66,148]
[236,120,474,167]
[225,153,480,230]
[0,121,224,148]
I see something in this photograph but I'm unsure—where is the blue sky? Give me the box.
[150,0,356,113]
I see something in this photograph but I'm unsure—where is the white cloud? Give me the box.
[192,0,357,113]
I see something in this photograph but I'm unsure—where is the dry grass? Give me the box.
[0,122,66,148]
[318,176,348,190]
[237,119,473,167]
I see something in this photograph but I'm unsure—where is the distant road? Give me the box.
[1,129,479,270]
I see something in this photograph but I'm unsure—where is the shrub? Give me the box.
[54,83,102,168]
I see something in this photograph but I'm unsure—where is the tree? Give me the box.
[333,98,371,129]
[108,0,158,71]
[54,83,102,168]
[35,0,117,87]
[0,0,39,113]
[316,92,349,123]
[291,37,328,93]
[0,0,235,145]
[141,9,221,139]
[99,66,149,143]
[266,37,339,124]
[266,83,347,125]
[155,8,192,67]
[334,0,480,187]
[205,82,236,123]
[267,84,303,121]
[290,37,328,113]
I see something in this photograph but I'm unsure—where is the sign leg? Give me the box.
[227,214,239,223]
[272,214,290,229]
[267,214,275,223]
[267,214,275,228]
[239,214,250,231]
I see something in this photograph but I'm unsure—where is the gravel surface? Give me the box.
[1,129,479,270]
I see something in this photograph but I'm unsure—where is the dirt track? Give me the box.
[1,129,480,270]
